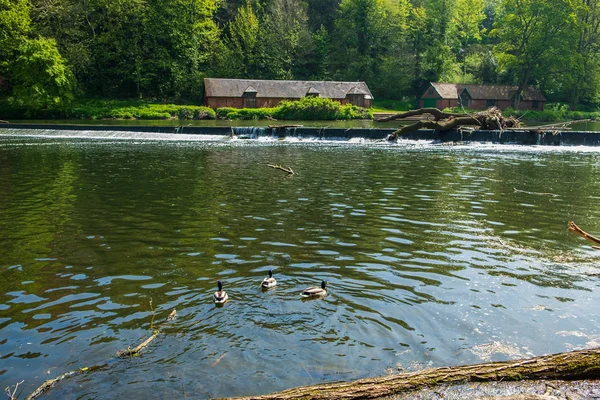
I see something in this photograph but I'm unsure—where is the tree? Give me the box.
[492,0,578,108]
[260,0,313,79]
[224,1,261,78]
[330,0,413,98]
[10,37,75,108]
[448,0,486,80]
[0,0,31,78]
[567,0,600,108]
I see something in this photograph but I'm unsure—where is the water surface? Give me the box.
[1,132,599,399]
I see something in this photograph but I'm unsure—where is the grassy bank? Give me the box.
[0,97,372,121]
[443,104,600,123]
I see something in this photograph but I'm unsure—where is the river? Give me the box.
[1,131,599,399]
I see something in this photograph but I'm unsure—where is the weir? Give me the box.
[2,123,600,145]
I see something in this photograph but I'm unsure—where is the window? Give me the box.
[459,92,470,108]
[486,99,497,108]
[243,92,257,108]
[532,101,539,109]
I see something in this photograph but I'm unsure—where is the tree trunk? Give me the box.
[219,348,600,400]
[389,116,481,138]
[376,108,467,122]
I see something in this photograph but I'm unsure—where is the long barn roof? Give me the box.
[205,78,374,100]
[429,82,546,101]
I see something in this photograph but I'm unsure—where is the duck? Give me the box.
[301,280,328,297]
[261,270,277,288]
[213,280,229,304]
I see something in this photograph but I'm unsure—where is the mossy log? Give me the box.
[220,347,600,400]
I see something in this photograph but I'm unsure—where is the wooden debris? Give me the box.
[212,352,227,366]
[382,107,522,138]
[5,380,24,400]
[25,308,177,400]
[375,108,462,122]
[116,334,158,358]
[505,119,591,131]
[25,365,107,400]
[514,188,560,197]
[568,221,600,250]
[218,347,600,400]
[267,164,294,175]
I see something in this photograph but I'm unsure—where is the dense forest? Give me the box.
[0,0,599,110]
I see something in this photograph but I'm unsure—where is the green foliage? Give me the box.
[215,98,372,120]
[371,99,416,111]
[0,99,216,120]
[0,0,30,75]
[215,107,277,120]
[1,0,599,111]
[10,37,75,109]
[273,97,371,120]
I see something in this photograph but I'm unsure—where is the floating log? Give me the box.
[267,164,294,175]
[219,347,600,400]
[568,221,600,250]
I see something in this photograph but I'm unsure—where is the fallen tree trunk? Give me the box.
[389,117,481,139]
[220,347,600,400]
[376,108,465,122]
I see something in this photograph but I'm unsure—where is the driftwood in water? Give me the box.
[115,309,176,358]
[384,108,522,140]
[376,108,462,122]
[267,164,294,175]
[220,347,600,400]
[24,365,107,400]
[25,308,177,400]
[0,120,8,124]
[390,117,481,138]
[505,119,591,132]
[568,221,600,250]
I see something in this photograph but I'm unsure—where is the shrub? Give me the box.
[216,107,275,120]
[274,97,342,120]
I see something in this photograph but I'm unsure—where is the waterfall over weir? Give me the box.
[231,126,300,139]
[2,123,600,145]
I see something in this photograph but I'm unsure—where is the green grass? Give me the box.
[0,98,216,120]
[371,99,416,112]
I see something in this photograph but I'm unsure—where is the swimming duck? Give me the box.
[301,280,327,297]
[261,270,277,288]
[213,280,229,304]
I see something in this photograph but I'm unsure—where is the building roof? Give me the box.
[428,82,546,101]
[205,78,374,100]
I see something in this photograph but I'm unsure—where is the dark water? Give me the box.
[1,132,600,399]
